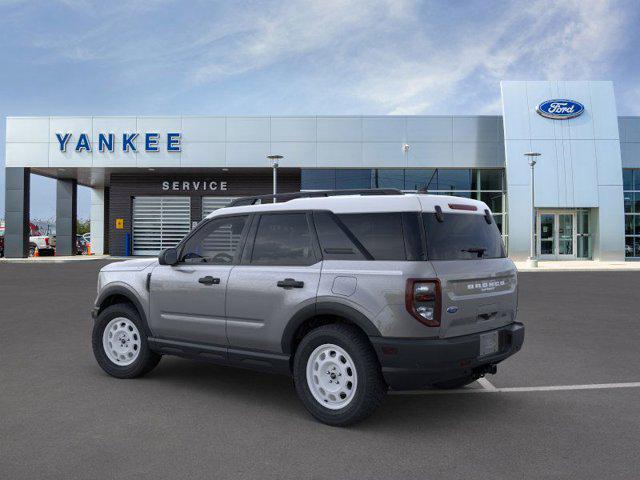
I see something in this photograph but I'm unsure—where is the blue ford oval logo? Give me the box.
[447,306,458,314]
[536,99,584,120]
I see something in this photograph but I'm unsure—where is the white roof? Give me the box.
[206,194,491,219]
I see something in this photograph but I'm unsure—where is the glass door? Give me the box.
[538,213,555,258]
[557,213,574,258]
[536,211,577,260]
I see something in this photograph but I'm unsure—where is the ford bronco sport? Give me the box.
[91,190,524,426]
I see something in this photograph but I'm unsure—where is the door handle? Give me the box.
[198,276,220,285]
[277,278,304,289]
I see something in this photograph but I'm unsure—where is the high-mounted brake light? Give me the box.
[448,203,477,211]
[405,279,441,327]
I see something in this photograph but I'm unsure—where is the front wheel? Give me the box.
[92,303,161,378]
[293,324,387,426]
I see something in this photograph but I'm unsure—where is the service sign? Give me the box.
[55,132,181,152]
[536,99,584,120]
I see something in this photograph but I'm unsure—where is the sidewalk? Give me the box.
[0,255,120,263]
[514,260,640,272]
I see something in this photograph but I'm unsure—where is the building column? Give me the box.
[90,187,105,255]
[4,168,30,258]
[55,179,77,256]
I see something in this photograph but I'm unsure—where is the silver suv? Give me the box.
[91,190,524,426]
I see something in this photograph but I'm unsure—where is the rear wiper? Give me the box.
[461,247,486,258]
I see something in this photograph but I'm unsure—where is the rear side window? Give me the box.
[313,211,366,260]
[336,213,406,261]
[423,212,505,260]
[251,213,316,266]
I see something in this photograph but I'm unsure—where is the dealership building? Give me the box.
[4,80,640,261]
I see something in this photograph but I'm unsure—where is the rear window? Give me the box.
[423,212,505,260]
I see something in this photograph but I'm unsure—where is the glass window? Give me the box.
[335,169,372,189]
[437,169,472,191]
[625,236,636,258]
[251,213,315,266]
[480,192,503,213]
[423,212,505,260]
[373,169,404,189]
[479,169,503,190]
[337,213,406,260]
[624,193,634,213]
[623,169,634,190]
[625,215,634,235]
[301,170,335,190]
[181,216,248,264]
[313,211,366,260]
[494,214,503,234]
[404,169,437,191]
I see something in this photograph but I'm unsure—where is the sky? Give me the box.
[1,0,639,220]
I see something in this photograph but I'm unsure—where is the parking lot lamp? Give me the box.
[267,155,283,203]
[525,152,541,268]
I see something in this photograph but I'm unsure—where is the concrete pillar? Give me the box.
[90,187,105,255]
[4,168,30,258]
[55,179,77,256]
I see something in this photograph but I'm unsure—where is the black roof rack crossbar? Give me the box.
[227,189,403,207]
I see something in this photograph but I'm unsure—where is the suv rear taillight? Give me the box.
[44,237,49,246]
[405,279,441,327]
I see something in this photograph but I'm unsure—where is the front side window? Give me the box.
[423,212,505,260]
[251,213,316,266]
[180,215,248,264]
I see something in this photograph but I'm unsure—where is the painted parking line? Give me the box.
[476,377,497,391]
[390,381,640,395]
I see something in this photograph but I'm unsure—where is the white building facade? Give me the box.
[4,80,639,260]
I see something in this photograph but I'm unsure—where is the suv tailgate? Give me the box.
[431,258,517,338]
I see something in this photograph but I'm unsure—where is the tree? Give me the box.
[77,219,90,236]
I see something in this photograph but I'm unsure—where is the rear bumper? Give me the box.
[370,322,524,390]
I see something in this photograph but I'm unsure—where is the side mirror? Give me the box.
[158,247,178,266]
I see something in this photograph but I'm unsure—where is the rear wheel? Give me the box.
[293,324,386,426]
[92,303,161,378]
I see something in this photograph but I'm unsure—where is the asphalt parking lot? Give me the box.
[1,261,639,479]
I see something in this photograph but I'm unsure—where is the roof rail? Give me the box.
[227,189,403,207]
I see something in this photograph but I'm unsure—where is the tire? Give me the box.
[29,244,36,257]
[433,375,478,390]
[92,303,161,379]
[293,324,387,426]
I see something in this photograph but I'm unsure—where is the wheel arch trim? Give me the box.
[94,284,152,337]
[281,301,381,354]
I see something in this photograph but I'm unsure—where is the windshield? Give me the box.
[423,212,505,260]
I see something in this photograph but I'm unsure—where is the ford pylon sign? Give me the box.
[536,99,585,120]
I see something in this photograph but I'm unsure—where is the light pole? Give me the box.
[525,152,541,267]
[267,155,282,203]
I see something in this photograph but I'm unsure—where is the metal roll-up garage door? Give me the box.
[202,197,237,219]
[132,196,191,256]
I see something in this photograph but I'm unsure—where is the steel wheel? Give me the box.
[306,343,358,410]
[102,317,141,366]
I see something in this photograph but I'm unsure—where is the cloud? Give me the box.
[349,0,630,113]
[7,0,635,114]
